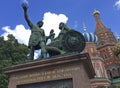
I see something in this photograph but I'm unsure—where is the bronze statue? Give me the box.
[48,29,55,42]
[22,3,47,60]
[22,0,86,60]
[47,22,86,56]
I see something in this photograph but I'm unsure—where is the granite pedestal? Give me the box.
[4,53,95,88]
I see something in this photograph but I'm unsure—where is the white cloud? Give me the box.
[42,12,68,37]
[115,0,120,10]
[1,25,31,45]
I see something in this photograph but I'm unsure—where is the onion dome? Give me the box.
[114,39,120,56]
[82,23,98,43]
[83,32,98,43]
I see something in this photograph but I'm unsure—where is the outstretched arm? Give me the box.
[22,5,33,29]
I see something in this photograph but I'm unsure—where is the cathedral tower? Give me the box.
[93,10,116,48]
[82,24,110,87]
[93,9,117,62]
[93,10,120,80]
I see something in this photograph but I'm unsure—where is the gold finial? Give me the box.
[93,9,100,15]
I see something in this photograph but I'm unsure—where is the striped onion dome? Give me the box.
[82,22,98,43]
[83,32,98,43]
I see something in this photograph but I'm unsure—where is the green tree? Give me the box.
[109,85,120,88]
[0,34,30,88]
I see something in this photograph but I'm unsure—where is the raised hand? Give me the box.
[21,0,28,11]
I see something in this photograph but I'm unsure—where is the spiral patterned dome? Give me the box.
[83,32,98,43]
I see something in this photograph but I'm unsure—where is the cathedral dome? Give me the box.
[83,32,98,43]
[82,23,98,43]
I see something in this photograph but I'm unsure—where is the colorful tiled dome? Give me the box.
[83,32,98,43]
[82,22,98,43]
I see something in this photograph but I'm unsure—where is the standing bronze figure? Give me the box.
[22,3,47,60]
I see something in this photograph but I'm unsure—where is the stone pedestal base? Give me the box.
[4,53,95,88]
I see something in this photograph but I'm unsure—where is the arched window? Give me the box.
[118,67,120,76]
[112,68,119,78]
[104,54,107,58]
[107,70,112,79]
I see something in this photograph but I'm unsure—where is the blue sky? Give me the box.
[0,0,120,44]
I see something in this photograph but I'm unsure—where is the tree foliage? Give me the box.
[0,34,30,88]
[97,86,107,88]
[113,39,120,56]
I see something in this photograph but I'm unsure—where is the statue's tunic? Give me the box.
[28,25,45,49]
